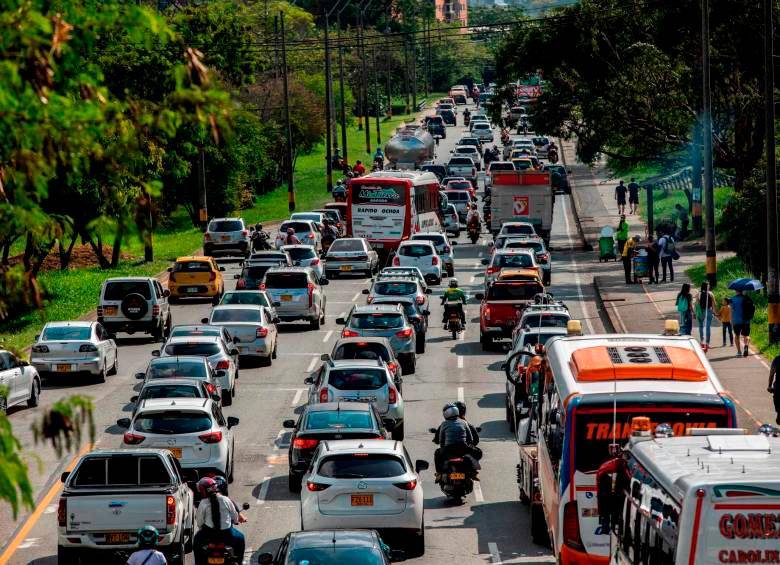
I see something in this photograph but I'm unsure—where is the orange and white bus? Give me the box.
[347,170,442,252]
[511,333,737,564]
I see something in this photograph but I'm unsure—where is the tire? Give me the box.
[261,355,272,367]
[165,315,172,339]
[168,296,179,305]
[288,471,302,493]
[212,294,221,306]
[507,397,516,432]
[166,541,186,565]
[451,327,458,340]
[95,363,106,384]
[409,520,426,557]
[27,379,40,408]
[480,333,492,351]
[222,387,233,406]
[543,273,551,286]
[391,422,405,441]
[57,546,80,563]
[447,265,455,277]
[530,502,551,547]
[416,333,426,354]
[108,353,118,376]
[310,315,320,330]
[401,353,416,375]
[272,340,278,359]
[152,322,164,343]
[227,455,234,483]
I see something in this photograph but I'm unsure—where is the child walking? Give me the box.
[717,297,733,347]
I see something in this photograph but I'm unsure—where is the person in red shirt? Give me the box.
[353,160,366,176]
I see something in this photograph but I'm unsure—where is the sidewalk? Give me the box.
[562,139,777,428]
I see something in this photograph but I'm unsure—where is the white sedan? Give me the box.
[204,305,278,365]
[31,321,118,383]
[0,350,41,412]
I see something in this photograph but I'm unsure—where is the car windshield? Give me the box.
[333,343,391,362]
[103,281,152,301]
[140,385,203,400]
[208,220,243,232]
[280,222,311,233]
[376,301,417,318]
[449,158,472,165]
[264,272,308,289]
[163,343,221,357]
[133,411,212,434]
[488,283,544,301]
[399,244,432,257]
[350,314,404,330]
[521,314,570,328]
[148,360,209,379]
[374,282,417,296]
[445,192,469,201]
[173,261,211,273]
[305,410,375,430]
[413,235,445,248]
[503,225,535,235]
[495,254,534,268]
[490,163,515,172]
[285,247,316,261]
[42,326,91,341]
[381,269,421,280]
[221,292,269,306]
[329,239,364,252]
[328,368,387,390]
[318,454,406,479]
[211,309,262,323]
[286,547,386,564]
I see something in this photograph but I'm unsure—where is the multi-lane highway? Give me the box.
[0,105,610,564]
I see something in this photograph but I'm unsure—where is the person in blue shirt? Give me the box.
[730,289,752,357]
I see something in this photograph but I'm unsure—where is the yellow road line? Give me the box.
[0,443,93,565]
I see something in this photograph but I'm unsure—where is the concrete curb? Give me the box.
[592,276,617,334]
[558,139,591,251]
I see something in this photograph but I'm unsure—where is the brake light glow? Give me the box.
[389,386,397,404]
[395,328,413,338]
[392,256,400,266]
[79,344,98,352]
[293,438,319,450]
[308,233,315,239]
[416,295,425,304]
[306,481,330,492]
[205,383,216,395]
[342,329,359,338]
[394,479,417,490]
[366,296,374,303]
[166,496,176,525]
[123,432,145,445]
[204,233,212,241]
[563,501,585,550]
[198,431,223,444]
[216,360,230,370]
[319,388,329,403]
[152,305,160,317]
[256,327,268,338]
[310,258,320,266]
[209,271,217,282]
[431,256,439,266]
[242,230,249,237]
[486,266,500,274]
[307,282,314,307]
[443,246,450,253]
[537,253,549,261]
[58,499,67,527]
[484,306,491,321]
[387,362,398,373]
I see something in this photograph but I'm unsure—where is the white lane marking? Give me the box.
[44,505,57,515]
[473,481,484,502]
[255,476,272,505]
[291,388,306,406]
[457,356,464,369]
[306,356,319,372]
[488,542,502,564]
[18,539,38,550]
[469,274,477,283]
[459,329,465,341]
[457,386,464,401]
[502,557,556,564]
[322,330,334,342]
[351,291,361,302]
[611,301,628,333]
[560,197,595,334]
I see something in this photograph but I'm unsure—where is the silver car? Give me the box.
[281,244,324,279]
[304,359,405,440]
[275,220,321,250]
[31,321,118,382]
[220,289,278,318]
[363,277,431,312]
[135,355,223,402]
[471,121,494,142]
[203,217,251,258]
[263,267,328,329]
[443,203,460,237]
[130,377,218,415]
[205,304,279,364]
[336,304,416,374]
[377,267,428,292]
[324,238,379,278]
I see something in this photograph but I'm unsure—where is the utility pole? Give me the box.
[372,48,381,146]
[403,37,411,114]
[691,123,703,233]
[411,20,417,110]
[324,14,334,191]
[337,16,348,164]
[198,147,207,228]
[385,30,392,119]
[281,11,295,212]
[701,0,716,287]
[360,11,371,153]
[765,0,780,342]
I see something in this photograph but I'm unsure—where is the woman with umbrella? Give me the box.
[729,278,761,358]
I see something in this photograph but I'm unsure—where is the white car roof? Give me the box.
[43,320,93,328]
[329,359,388,369]
[137,398,212,411]
[399,240,435,248]
[212,304,264,311]
[319,439,403,454]
[166,335,221,344]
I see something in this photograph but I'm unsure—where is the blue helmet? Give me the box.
[137,525,159,548]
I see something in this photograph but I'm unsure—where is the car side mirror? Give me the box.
[233,274,240,279]
[219,267,226,272]
[233,336,240,343]
[481,259,488,265]
[227,416,240,429]
[390,549,407,562]
[488,241,494,247]
[415,460,430,473]
[382,418,396,430]
[451,240,458,245]
[17,360,29,367]
[425,288,432,295]
[163,289,171,297]
[320,278,329,285]
[273,317,281,324]
[428,427,438,434]
[130,395,139,403]
[258,553,274,565]
[167,267,173,272]
[304,376,314,385]
[116,418,131,429]
[362,289,370,294]
[34,334,40,341]
[321,353,331,361]
[475,293,485,300]
[60,471,70,484]
[335,317,346,325]
[283,419,296,429]
[211,394,221,402]
[568,169,572,174]
[151,350,160,357]
[273,301,281,307]
[229,348,239,356]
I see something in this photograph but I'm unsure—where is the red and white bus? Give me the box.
[347,170,442,252]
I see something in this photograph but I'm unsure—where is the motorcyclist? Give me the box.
[463,107,471,124]
[433,403,474,477]
[466,203,481,231]
[454,401,480,448]
[321,218,339,246]
[213,475,248,520]
[127,525,167,565]
[332,179,347,201]
[441,278,466,327]
[193,477,246,565]
[353,160,366,176]
[373,146,385,167]
[284,227,301,246]
[252,222,270,251]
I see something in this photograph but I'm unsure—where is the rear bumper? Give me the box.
[203,241,249,254]
[58,527,181,551]
[303,505,422,531]
[99,318,159,335]
[169,283,220,298]
[559,545,609,565]
[481,324,514,337]
[32,357,103,376]
[276,307,318,321]
[235,339,272,357]
[325,261,372,272]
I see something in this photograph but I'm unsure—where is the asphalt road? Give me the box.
[0,104,608,564]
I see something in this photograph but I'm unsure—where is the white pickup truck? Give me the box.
[57,449,196,564]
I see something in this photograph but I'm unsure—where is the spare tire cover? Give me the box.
[121,293,149,320]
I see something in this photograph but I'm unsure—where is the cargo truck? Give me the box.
[490,171,553,241]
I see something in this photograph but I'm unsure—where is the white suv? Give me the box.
[411,232,456,278]
[300,439,429,557]
[117,397,239,482]
[392,241,442,285]
[203,217,251,258]
[97,277,172,341]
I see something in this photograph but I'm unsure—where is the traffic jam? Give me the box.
[5,84,780,565]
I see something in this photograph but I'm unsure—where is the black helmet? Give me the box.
[137,525,159,549]
[455,401,466,418]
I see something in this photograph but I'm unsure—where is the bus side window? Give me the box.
[541,383,563,476]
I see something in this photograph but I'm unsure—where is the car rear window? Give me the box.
[163,343,221,357]
[209,220,243,232]
[134,411,212,434]
[42,326,92,341]
[140,385,203,401]
[398,244,433,257]
[242,265,273,281]
[521,314,570,328]
[489,163,515,172]
[173,261,212,273]
[291,214,321,223]
[503,224,535,235]
[495,254,534,268]
[318,454,406,478]
[473,123,490,129]
[211,308,262,323]
[72,456,171,486]
[506,241,544,253]
[148,360,209,379]
[488,283,544,300]
[103,281,152,301]
[285,247,316,261]
[329,239,365,252]
[449,157,472,165]
[220,292,269,306]
[287,547,385,564]
[351,314,404,330]
[374,281,417,296]
[169,327,222,338]
[304,410,375,430]
[447,181,472,190]
[328,368,387,390]
[264,272,308,289]
[413,235,445,247]
[333,343,391,362]
[280,222,311,233]
[445,191,469,201]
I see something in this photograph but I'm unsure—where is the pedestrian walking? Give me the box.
[716,297,734,347]
[730,288,755,357]
[615,215,628,261]
[615,180,627,215]
[768,354,780,425]
[695,282,715,349]
[658,231,675,282]
[675,283,693,335]
[674,203,689,239]
[621,236,638,285]
[645,235,659,283]
[628,178,640,215]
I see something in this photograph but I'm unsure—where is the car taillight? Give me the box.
[443,246,450,253]
[472,168,476,176]
[58,498,67,527]
[538,253,549,261]
[484,306,491,321]
[123,432,145,445]
[389,386,397,404]
[387,361,398,374]
[152,305,160,317]
[307,282,314,307]
[293,438,319,450]
[242,230,249,237]
[310,258,320,266]
[96,306,104,317]
[306,481,330,492]
[256,327,268,338]
[209,271,216,281]
[79,344,98,352]
[392,256,400,266]
[204,233,212,241]
[166,496,176,525]
[198,431,223,444]
[563,501,584,550]
[337,223,342,229]
[216,360,230,370]
[431,256,439,266]
[205,383,216,395]
[308,233,315,239]
[259,283,266,290]
[486,266,499,274]
[395,328,413,338]
[342,328,359,338]
[236,279,246,289]
[394,479,417,490]
[416,295,425,304]
[32,344,49,353]
[319,388,329,403]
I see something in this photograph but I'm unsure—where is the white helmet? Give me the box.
[442,403,459,420]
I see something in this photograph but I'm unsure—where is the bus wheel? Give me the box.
[530,503,551,547]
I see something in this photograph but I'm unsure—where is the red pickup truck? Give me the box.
[476,280,544,350]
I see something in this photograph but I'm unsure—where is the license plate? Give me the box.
[186,287,199,293]
[221,236,230,241]
[168,447,182,459]
[105,532,130,544]
[345,397,375,403]
[450,472,466,480]
[351,494,373,506]
[207,558,225,565]
[340,265,353,271]
[281,295,293,302]
[103,306,117,315]
[56,364,71,372]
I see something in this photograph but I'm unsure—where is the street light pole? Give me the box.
[337,14,348,165]
[765,0,780,342]
[372,47,381,146]
[324,15,334,192]
[701,0,716,286]
[281,11,295,212]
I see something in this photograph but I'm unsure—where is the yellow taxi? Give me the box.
[167,256,225,304]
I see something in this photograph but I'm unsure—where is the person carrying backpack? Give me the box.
[730,288,755,357]
[675,283,693,335]
[658,231,676,282]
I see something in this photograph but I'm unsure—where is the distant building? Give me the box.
[436,0,468,26]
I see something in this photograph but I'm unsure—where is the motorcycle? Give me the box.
[197,503,250,565]
[332,182,347,202]
[548,147,559,164]
[373,156,384,170]
[429,428,482,501]
[444,301,464,339]
[467,222,480,244]
[500,129,510,145]
[251,230,272,252]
